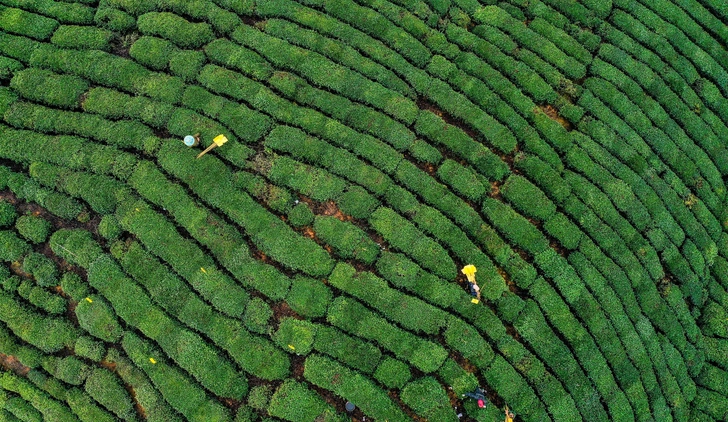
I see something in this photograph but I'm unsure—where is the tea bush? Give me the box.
[50,25,113,51]
[286,276,332,319]
[0,200,16,228]
[137,12,214,49]
[10,68,88,109]
[267,379,344,422]
[0,7,58,40]
[74,295,123,342]
[373,357,411,389]
[14,215,51,244]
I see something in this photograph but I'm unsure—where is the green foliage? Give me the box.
[14,215,51,244]
[0,57,22,81]
[313,325,381,374]
[50,25,113,51]
[243,297,272,334]
[304,354,409,421]
[97,215,122,241]
[246,385,272,411]
[287,202,314,227]
[93,7,135,32]
[335,186,380,219]
[436,159,489,202]
[400,377,454,421]
[84,368,135,420]
[60,272,88,302]
[286,276,332,319]
[169,49,205,82]
[374,357,411,389]
[274,318,317,355]
[267,379,344,422]
[75,295,123,342]
[0,7,58,40]
[313,216,379,264]
[74,336,105,362]
[137,12,214,49]
[500,174,557,221]
[43,356,90,386]
[10,68,88,109]
[22,252,58,287]
[16,279,65,315]
[129,35,174,70]
[0,200,16,228]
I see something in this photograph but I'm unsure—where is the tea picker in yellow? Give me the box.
[462,264,480,303]
[195,134,228,159]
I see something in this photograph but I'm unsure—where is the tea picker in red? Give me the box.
[463,386,488,408]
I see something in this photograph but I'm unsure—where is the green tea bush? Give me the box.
[436,159,489,202]
[2,0,94,24]
[169,49,206,82]
[304,354,409,421]
[370,206,456,280]
[408,139,443,164]
[287,202,314,227]
[50,25,113,51]
[74,336,105,362]
[243,297,272,334]
[0,7,58,40]
[286,276,332,319]
[500,174,557,221]
[10,68,88,109]
[43,356,90,386]
[60,272,88,302]
[93,7,135,32]
[121,331,231,421]
[314,325,381,374]
[137,12,214,49]
[22,252,58,287]
[74,295,123,342]
[202,38,273,81]
[373,357,411,389]
[20,281,65,314]
[274,318,317,355]
[14,215,51,244]
[84,368,135,420]
[129,36,174,70]
[0,56,22,81]
[313,216,379,264]
[4,395,42,421]
[335,186,380,219]
[443,317,495,368]
[400,377,454,421]
[0,289,77,353]
[246,385,271,411]
[97,215,122,241]
[267,379,343,422]
[66,388,118,422]
[0,200,16,228]
[0,372,78,421]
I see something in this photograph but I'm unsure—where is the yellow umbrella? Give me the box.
[461,264,477,283]
[196,134,228,159]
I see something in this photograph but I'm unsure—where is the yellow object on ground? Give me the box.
[85,297,93,303]
[471,298,479,304]
[462,264,477,282]
[196,134,228,159]
[149,358,157,364]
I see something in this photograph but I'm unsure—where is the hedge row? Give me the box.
[598,23,728,176]
[115,241,289,379]
[0,289,77,353]
[327,296,447,373]
[369,206,456,280]
[202,38,273,81]
[105,0,241,33]
[197,64,406,175]
[413,110,510,181]
[254,0,432,94]
[264,126,393,197]
[84,368,135,420]
[81,86,173,130]
[267,70,415,151]
[129,36,206,83]
[261,18,413,97]
[230,24,419,125]
[50,25,113,51]
[128,160,289,301]
[0,6,58,40]
[157,141,335,277]
[50,229,246,399]
[329,263,448,335]
[29,162,127,215]
[30,46,185,104]
[121,331,230,422]
[0,373,76,421]
[15,278,65,315]
[304,354,409,422]
[445,24,557,103]
[474,6,586,79]
[65,387,117,422]
[10,68,87,109]
[0,125,137,181]
[313,216,379,264]
[0,166,83,221]
[137,12,214,49]
[267,379,344,422]
[0,323,43,370]
[115,198,250,317]
[401,377,457,421]
[1,0,94,24]
[233,171,295,215]
[313,325,381,375]
[181,85,272,143]
[106,347,183,422]
[4,101,159,154]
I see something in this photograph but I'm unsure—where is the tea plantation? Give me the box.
[1,0,727,421]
